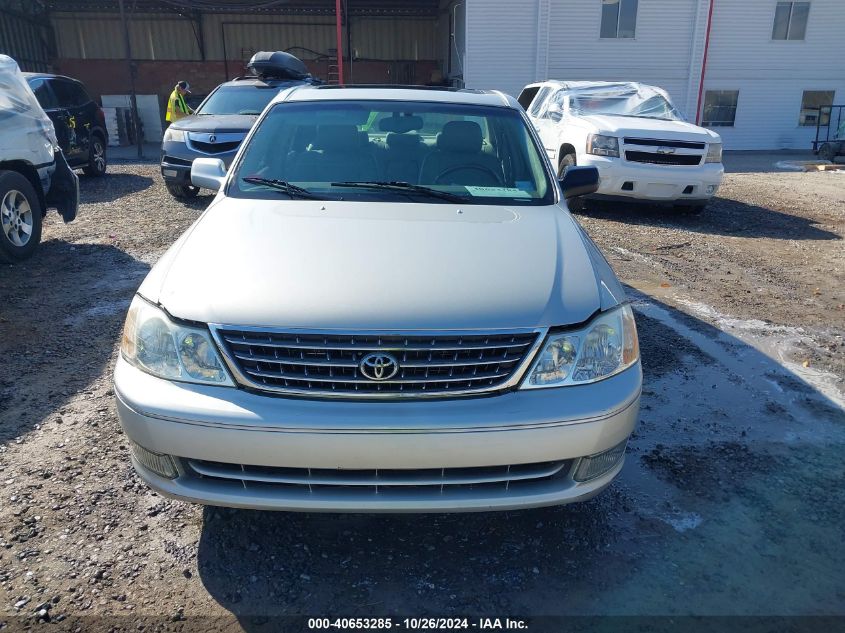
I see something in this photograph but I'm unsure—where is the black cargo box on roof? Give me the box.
[247,51,310,80]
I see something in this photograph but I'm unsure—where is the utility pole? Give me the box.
[118,0,143,159]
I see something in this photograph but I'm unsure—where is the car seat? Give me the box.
[419,121,504,186]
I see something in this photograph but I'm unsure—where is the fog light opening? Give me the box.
[574,440,628,482]
[705,184,717,195]
[129,440,178,479]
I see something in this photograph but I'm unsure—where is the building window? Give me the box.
[600,0,638,39]
[702,91,739,127]
[772,2,810,40]
[799,90,834,126]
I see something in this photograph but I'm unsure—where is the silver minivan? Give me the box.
[114,85,641,512]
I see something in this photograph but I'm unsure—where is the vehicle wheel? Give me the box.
[673,202,707,215]
[558,154,586,212]
[166,183,200,199]
[83,135,107,177]
[818,142,839,162]
[0,171,43,264]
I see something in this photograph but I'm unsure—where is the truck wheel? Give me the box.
[558,154,586,212]
[0,171,43,264]
[83,135,107,176]
[166,183,200,199]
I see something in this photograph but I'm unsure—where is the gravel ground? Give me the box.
[0,162,843,632]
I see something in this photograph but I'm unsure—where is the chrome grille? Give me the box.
[213,328,541,398]
[186,458,572,495]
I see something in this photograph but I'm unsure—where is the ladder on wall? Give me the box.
[327,48,340,84]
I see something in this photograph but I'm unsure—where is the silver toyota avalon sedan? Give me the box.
[114,85,641,512]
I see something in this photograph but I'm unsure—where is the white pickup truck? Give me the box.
[518,81,723,213]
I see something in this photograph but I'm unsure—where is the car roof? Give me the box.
[274,85,517,109]
[528,80,654,93]
[22,72,81,84]
[217,76,312,89]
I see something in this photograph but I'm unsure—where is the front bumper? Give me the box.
[113,357,641,512]
[579,154,724,203]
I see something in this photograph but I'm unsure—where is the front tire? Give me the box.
[83,135,107,177]
[0,171,43,264]
[166,182,200,199]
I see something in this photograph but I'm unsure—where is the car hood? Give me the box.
[170,114,258,133]
[576,114,720,142]
[140,199,624,330]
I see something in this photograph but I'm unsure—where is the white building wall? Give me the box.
[703,0,845,149]
[464,0,845,150]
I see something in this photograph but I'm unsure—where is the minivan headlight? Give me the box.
[163,127,186,143]
[120,295,234,386]
[705,142,722,163]
[522,305,639,388]
[587,134,620,157]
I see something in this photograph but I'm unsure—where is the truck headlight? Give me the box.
[587,134,620,157]
[705,142,722,163]
[522,305,639,388]
[163,127,186,143]
[120,295,234,386]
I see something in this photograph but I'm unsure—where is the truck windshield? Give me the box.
[197,85,280,116]
[230,100,554,205]
[569,85,683,121]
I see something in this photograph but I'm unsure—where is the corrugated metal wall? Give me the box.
[0,0,54,72]
[50,11,438,62]
[52,13,200,60]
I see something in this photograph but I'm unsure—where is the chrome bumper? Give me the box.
[114,356,641,512]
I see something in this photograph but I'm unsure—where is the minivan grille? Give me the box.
[213,328,541,398]
[185,458,571,494]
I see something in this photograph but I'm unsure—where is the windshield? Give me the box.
[230,100,553,205]
[197,85,281,116]
[569,84,683,121]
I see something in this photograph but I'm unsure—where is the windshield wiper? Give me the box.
[330,181,469,203]
[241,177,324,200]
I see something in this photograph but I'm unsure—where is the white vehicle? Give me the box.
[0,55,78,263]
[518,81,724,213]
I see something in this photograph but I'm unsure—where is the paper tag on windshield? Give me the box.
[464,186,531,198]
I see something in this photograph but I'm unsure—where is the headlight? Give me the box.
[163,127,186,143]
[705,142,722,163]
[522,304,639,389]
[120,295,234,386]
[587,134,620,157]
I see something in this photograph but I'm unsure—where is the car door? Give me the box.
[49,79,91,165]
[27,78,74,158]
[532,89,566,162]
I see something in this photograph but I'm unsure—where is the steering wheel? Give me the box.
[434,164,503,186]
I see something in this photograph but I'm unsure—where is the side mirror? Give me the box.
[559,165,599,199]
[546,103,563,122]
[191,157,227,191]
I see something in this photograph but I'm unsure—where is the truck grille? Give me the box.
[623,138,705,166]
[625,151,703,166]
[213,328,541,398]
[185,458,572,494]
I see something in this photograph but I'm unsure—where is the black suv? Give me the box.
[160,51,319,199]
[24,73,108,177]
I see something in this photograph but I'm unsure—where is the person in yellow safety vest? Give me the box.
[165,81,193,124]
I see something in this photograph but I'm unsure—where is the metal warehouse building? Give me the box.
[1,0,843,149]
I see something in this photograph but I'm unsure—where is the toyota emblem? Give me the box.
[359,353,400,381]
